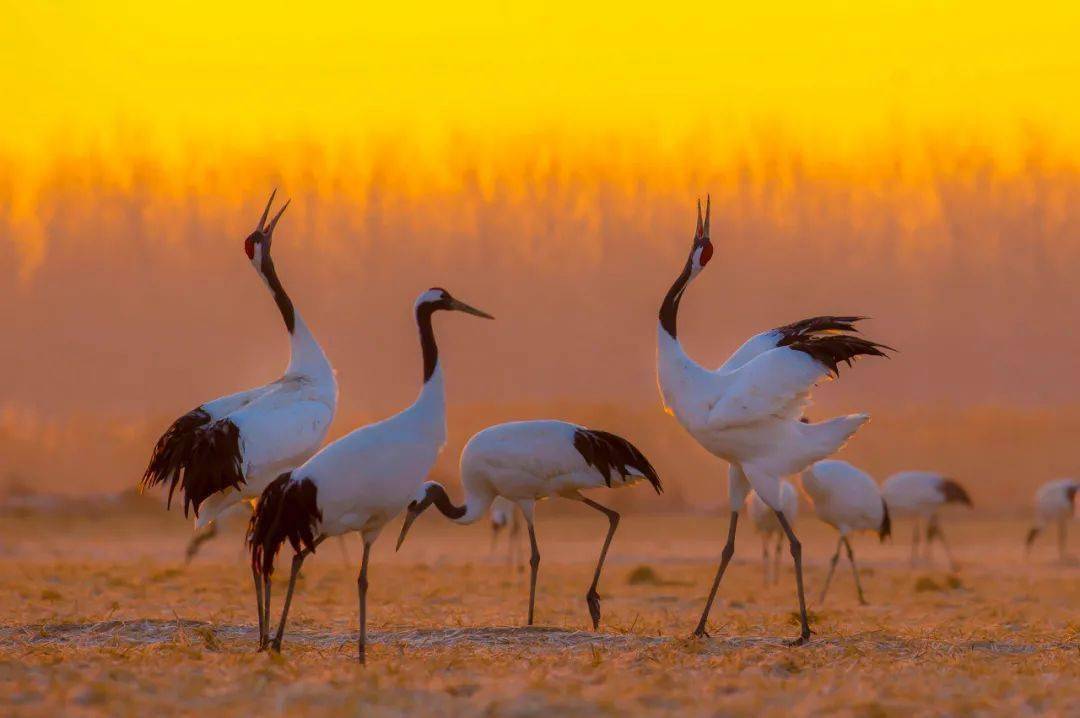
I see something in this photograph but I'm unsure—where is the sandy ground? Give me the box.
[0,508,1076,717]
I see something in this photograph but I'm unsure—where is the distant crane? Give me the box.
[747,480,799,585]
[247,288,492,663]
[1025,479,1078,563]
[655,197,891,643]
[801,460,891,605]
[140,191,337,647]
[882,471,973,571]
[489,496,524,567]
[396,419,662,629]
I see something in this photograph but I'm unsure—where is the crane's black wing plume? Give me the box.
[140,408,246,517]
[573,429,662,494]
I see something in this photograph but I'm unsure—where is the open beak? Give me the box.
[449,298,494,320]
[255,189,290,236]
[395,507,421,551]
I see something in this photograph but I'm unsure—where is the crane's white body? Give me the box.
[802,459,887,605]
[397,419,661,629]
[301,366,446,541]
[881,470,972,569]
[454,420,656,523]
[658,329,869,511]
[802,460,885,537]
[1033,479,1079,527]
[197,321,337,528]
[1026,478,1078,562]
[748,480,799,536]
[882,471,956,520]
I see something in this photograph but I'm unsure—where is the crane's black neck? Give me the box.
[659,259,693,339]
[260,253,295,334]
[416,304,441,383]
[424,483,466,520]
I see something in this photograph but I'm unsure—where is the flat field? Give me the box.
[0,507,1076,717]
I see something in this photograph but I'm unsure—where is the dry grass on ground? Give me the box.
[0,510,1076,716]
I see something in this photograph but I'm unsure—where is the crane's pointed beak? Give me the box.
[257,189,277,233]
[396,507,421,551]
[449,298,494,320]
[266,198,290,235]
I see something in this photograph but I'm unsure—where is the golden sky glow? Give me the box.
[2,1,1079,165]
[3,2,1080,486]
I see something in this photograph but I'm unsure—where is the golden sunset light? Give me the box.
[1,5,1078,714]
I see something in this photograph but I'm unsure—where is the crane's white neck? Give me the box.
[405,362,447,446]
[656,248,711,417]
[285,311,335,383]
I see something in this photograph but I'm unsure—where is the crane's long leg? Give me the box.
[819,536,843,604]
[269,536,325,652]
[692,511,738,638]
[253,565,266,650]
[185,521,218,564]
[761,535,771,586]
[580,496,620,630]
[1025,526,1041,558]
[842,537,868,605]
[357,541,372,665]
[526,521,540,626]
[926,515,958,571]
[337,536,352,566]
[510,512,523,570]
[262,575,272,649]
[1058,520,1072,564]
[773,534,784,585]
[776,511,811,645]
[910,520,920,566]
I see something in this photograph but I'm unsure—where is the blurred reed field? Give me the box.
[1,137,1079,507]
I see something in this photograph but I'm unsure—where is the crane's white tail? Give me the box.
[800,413,869,459]
[140,407,245,518]
[247,473,322,578]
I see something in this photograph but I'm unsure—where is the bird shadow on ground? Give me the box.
[2,619,1074,657]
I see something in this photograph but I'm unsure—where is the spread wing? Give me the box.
[707,347,829,429]
[717,316,868,374]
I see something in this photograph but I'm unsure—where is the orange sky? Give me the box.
[2,2,1080,494]
[3,2,1079,158]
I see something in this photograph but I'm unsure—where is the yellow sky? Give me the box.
[2,1,1078,167]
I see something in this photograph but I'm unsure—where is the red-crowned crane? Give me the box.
[802,460,891,605]
[247,288,492,663]
[140,192,337,646]
[395,419,662,629]
[656,197,891,643]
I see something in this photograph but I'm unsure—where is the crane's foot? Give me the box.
[586,589,602,630]
[691,625,710,639]
[786,629,813,647]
